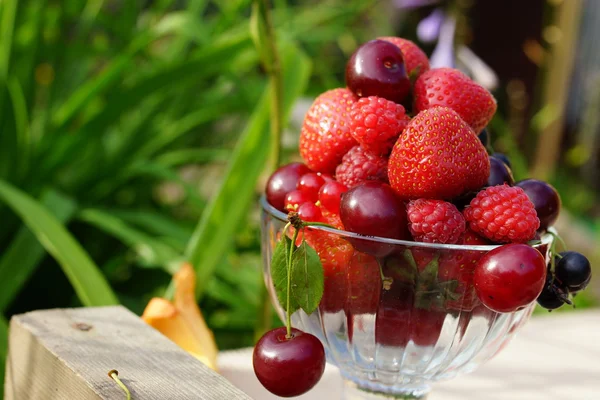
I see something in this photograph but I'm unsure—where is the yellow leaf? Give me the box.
[142,263,218,370]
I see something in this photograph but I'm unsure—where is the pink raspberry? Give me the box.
[349,96,410,156]
[335,146,388,188]
[407,199,466,244]
[464,184,540,243]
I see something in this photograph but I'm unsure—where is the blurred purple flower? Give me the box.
[394,0,440,9]
[392,0,498,89]
[457,46,499,90]
[429,16,456,68]
[417,9,445,43]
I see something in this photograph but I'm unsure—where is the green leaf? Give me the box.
[403,249,418,270]
[0,0,17,80]
[0,180,118,306]
[290,239,324,315]
[270,235,295,313]
[50,33,153,129]
[77,208,182,273]
[154,148,231,168]
[7,77,30,177]
[125,161,206,211]
[107,209,193,246]
[0,189,76,311]
[415,253,441,310]
[184,43,311,299]
[250,0,272,67]
[419,254,440,286]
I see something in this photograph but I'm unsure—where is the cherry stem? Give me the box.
[303,221,338,230]
[286,224,299,339]
[547,231,566,274]
[287,211,337,231]
[108,370,131,400]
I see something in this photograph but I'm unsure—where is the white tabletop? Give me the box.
[218,310,600,399]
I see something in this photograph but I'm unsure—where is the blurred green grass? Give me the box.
[0,1,598,396]
[0,0,383,368]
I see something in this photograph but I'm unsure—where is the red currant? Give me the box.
[297,202,324,223]
[266,163,311,211]
[297,173,325,202]
[318,181,348,214]
[253,327,325,397]
[284,190,311,212]
[318,172,335,182]
[474,244,546,313]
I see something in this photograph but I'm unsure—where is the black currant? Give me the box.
[536,275,566,310]
[555,251,592,292]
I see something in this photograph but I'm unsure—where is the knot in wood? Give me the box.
[73,322,93,332]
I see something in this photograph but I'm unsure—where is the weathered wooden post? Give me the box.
[4,306,252,399]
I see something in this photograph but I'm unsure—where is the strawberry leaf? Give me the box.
[438,280,462,301]
[270,235,299,314]
[290,239,324,315]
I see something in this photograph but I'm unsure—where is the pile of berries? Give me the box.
[256,37,592,397]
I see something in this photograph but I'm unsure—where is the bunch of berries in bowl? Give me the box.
[254,38,592,399]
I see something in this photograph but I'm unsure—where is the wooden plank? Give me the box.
[4,306,252,400]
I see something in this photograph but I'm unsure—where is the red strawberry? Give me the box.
[409,308,446,346]
[376,300,445,347]
[375,281,414,347]
[414,68,497,134]
[378,36,430,78]
[319,206,344,230]
[438,250,484,311]
[335,146,389,188]
[349,96,410,156]
[407,199,466,244]
[299,88,358,173]
[302,230,353,312]
[406,247,482,312]
[346,251,381,315]
[464,184,540,243]
[388,107,490,200]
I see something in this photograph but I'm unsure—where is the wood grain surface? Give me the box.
[4,306,251,400]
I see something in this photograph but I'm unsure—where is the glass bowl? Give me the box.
[260,197,551,399]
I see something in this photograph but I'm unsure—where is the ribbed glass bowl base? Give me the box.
[342,378,430,399]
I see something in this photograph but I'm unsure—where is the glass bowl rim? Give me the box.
[260,195,554,252]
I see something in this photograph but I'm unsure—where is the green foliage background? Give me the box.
[0,0,597,395]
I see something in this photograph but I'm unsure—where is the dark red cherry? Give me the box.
[345,40,410,103]
[492,152,512,169]
[488,156,515,186]
[266,163,311,211]
[474,244,546,313]
[253,327,326,397]
[515,179,561,230]
[340,181,407,240]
